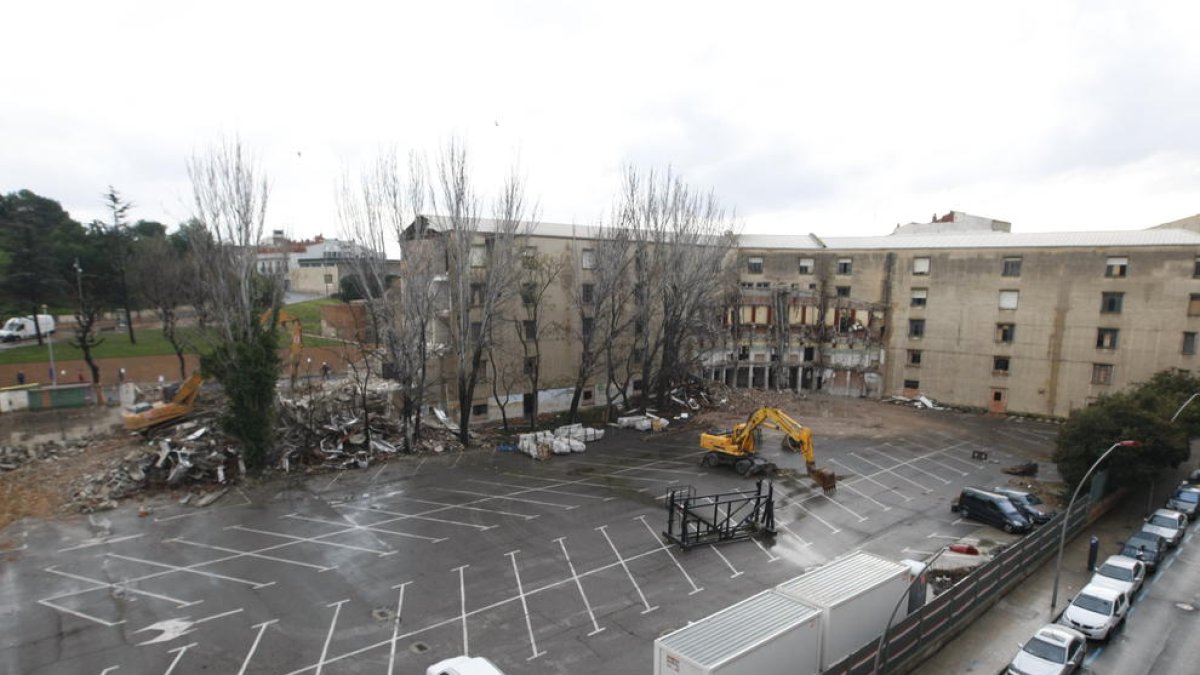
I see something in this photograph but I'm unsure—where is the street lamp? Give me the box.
[873,545,951,674]
[1049,440,1140,613]
[42,304,56,387]
[1170,392,1200,423]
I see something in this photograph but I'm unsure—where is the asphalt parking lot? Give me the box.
[0,402,1059,674]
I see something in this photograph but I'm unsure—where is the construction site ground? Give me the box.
[0,393,1063,674]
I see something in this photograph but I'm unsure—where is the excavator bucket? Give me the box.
[809,467,837,492]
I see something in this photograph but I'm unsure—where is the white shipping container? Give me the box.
[654,590,821,675]
[775,551,913,671]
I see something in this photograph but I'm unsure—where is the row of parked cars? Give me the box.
[951,485,1056,533]
[1005,476,1200,675]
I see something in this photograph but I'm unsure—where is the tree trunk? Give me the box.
[30,303,44,346]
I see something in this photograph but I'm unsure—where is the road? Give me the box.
[1087,525,1200,674]
[0,403,1057,674]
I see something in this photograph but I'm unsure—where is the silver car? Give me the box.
[1089,555,1146,597]
[1059,583,1129,641]
[1142,508,1188,547]
[1007,624,1087,674]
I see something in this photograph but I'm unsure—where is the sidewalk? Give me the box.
[920,491,1155,674]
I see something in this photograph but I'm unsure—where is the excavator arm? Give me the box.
[698,407,836,491]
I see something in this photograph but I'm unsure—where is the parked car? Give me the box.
[1059,583,1129,641]
[951,487,1033,533]
[426,656,506,675]
[993,486,1057,525]
[1007,624,1087,675]
[1141,508,1188,547]
[1166,484,1200,517]
[1120,531,1168,573]
[1088,555,1146,597]
[1187,468,1200,487]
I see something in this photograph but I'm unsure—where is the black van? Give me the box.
[951,487,1032,533]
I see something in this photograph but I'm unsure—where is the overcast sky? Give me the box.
[4,1,1199,240]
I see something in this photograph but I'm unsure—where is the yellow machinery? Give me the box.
[123,373,204,432]
[699,407,837,491]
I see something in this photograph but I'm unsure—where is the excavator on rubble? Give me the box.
[261,308,305,388]
[699,407,837,491]
[123,373,205,432]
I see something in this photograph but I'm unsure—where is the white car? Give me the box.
[1007,624,1088,675]
[1089,555,1146,597]
[426,655,506,675]
[1142,508,1188,547]
[1059,583,1129,640]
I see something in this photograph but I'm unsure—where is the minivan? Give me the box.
[952,487,1032,533]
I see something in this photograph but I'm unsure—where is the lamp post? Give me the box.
[1050,440,1140,613]
[1170,393,1200,423]
[873,545,951,674]
[42,304,56,387]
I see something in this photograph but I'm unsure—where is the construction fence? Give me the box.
[820,497,1092,675]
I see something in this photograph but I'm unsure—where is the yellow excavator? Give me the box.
[699,407,837,491]
[123,373,204,432]
[261,308,305,387]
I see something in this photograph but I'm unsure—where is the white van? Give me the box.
[0,314,56,342]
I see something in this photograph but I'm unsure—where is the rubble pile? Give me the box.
[0,441,89,472]
[68,420,242,512]
[516,423,605,460]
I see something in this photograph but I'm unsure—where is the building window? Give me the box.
[472,403,489,416]
[837,258,853,275]
[747,256,764,274]
[1194,256,1200,278]
[996,323,1015,344]
[910,288,928,307]
[1184,332,1197,356]
[581,248,596,269]
[470,321,482,343]
[581,283,595,304]
[523,320,537,340]
[632,347,644,363]
[907,349,922,366]
[1105,256,1128,278]
[1190,294,1200,317]
[1100,292,1123,314]
[1091,363,1114,385]
[903,379,920,390]
[470,245,487,268]
[1096,328,1119,349]
[582,388,594,402]
[755,282,769,288]
[520,282,536,305]
[912,257,930,275]
[521,246,538,268]
[908,319,925,338]
[470,282,485,306]
[993,356,1010,374]
[1002,257,1022,277]
[798,257,814,274]
[836,286,851,298]
[523,356,538,376]
[582,317,594,339]
[999,290,1019,310]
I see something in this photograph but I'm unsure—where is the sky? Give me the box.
[3,0,1200,240]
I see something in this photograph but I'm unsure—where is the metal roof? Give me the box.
[754,229,1200,251]
[776,551,908,607]
[656,590,820,667]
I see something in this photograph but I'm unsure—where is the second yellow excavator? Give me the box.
[699,407,837,491]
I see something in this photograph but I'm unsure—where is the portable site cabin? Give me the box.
[653,590,822,675]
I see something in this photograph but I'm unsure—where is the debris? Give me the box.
[1002,461,1039,477]
[195,488,228,507]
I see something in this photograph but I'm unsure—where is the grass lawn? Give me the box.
[0,298,346,365]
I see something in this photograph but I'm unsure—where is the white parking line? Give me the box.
[851,452,932,492]
[453,565,470,655]
[167,538,335,572]
[153,489,253,523]
[315,600,349,675]
[562,459,704,476]
[754,539,781,562]
[36,599,125,627]
[935,450,982,470]
[635,515,702,595]
[506,551,547,661]
[100,667,119,675]
[596,525,658,613]
[831,459,912,501]
[43,566,198,607]
[468,478,614,501]
[837,482,891,511]
[709,544,743,577]
[778,498,842,534]
[778,522,812,547]
[58,534,145,552]
[284,513,447,543]
[229,525,396,556]
[107,553,274,589]
[237,619,279,675]
[163,642,198,675]
[378,495,539,521]
[877,445,953,483]
[337,503,499,530]
[438,488,580,510]
[553,537,604,636]
[386,583,411,675]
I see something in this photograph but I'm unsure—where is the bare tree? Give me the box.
[130,234,193,379]
[513,249,565,428]
[187,137,281,471]
[432,141,530,445]
[616,167,737,408]
[68,252,105,392]
[100,186,138,344]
